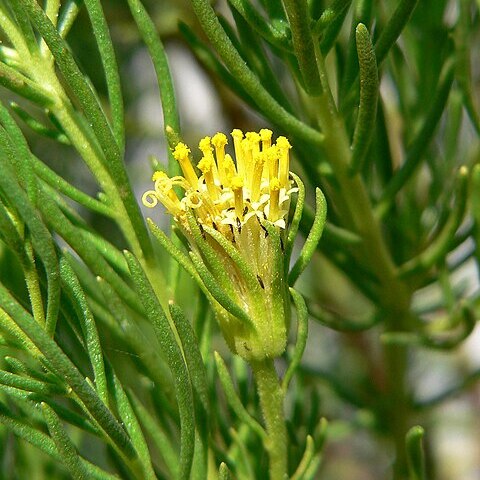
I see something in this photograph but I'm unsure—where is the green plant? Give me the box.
[0,1,479,479]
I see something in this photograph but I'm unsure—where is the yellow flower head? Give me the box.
[143,130,300,361]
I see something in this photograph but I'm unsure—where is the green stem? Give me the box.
[385,340,409,480]
[250,360,287,480]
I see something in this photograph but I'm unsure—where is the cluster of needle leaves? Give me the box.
[0,0,479,479]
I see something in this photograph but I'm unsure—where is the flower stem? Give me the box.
[250,359,287,480]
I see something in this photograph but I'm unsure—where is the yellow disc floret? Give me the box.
[197,155,219,200]
[173,143,198,188]
[276,136,292,187]
[269,177,281,222]
[212,132,228,184]
[230,175,244,220]
[259,129,272,150]
[142,130,296,234]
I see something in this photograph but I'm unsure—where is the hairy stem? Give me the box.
[250,359,287,480]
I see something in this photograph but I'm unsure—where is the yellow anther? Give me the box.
[231,129,244,177]
[212,132,228,184]
[212,132,227,148]
[231,129,243,140]
[241,138,254,185]
[246,132,261,156]
[198,135,220,180]
[173,143,198,188]
[173,142,190,159]
[269,177,281,221]
[152,171,167,182]
[199,136,213,154]
[198,156,219,200]
[265,146,279,181]
[197,156,213,173]
[276,136,291,150]
[223,153,237,188]
[230,175,244,220]
[260,129,272,150]
[251,152,266,202]
[276,136,291,187]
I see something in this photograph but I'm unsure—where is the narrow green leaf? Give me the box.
[125,0,180,173]
[10,102,70,144]
[83,0,124,152]
[214,352,266,440]
[377,59,454,217]
[58,0,82,38]
[282,288,308,391]
[420,302,476,351]
[219,462,233,480]
[129,390,179,479]
[0,309,39,355]
[169,303,209,420]
[349,23,378,175]
[406,426,426,480]
[148,219,207,295]
[0,201,25,260]
[4,356,60,385]
[124,250,195,480]
[322,222,362,246]
[8,1,37,53]
[339,0,373,102]
[94,275,175,399]
[319,1,352,55]
[289,188,327,285]
[0,370,65,395]
[60,257,108,406]
[0,101,38,196]
[43,399,100,437]
[41,402,90,480]
[472,168,480,280]
[106,364,156,480]
[374,0,419,65]
[285,172,305,266]
[313,0,353,34]
[228,427,256,479]
[291,435,315,480]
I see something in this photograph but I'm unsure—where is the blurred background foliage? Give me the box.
[0,0,479,479]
